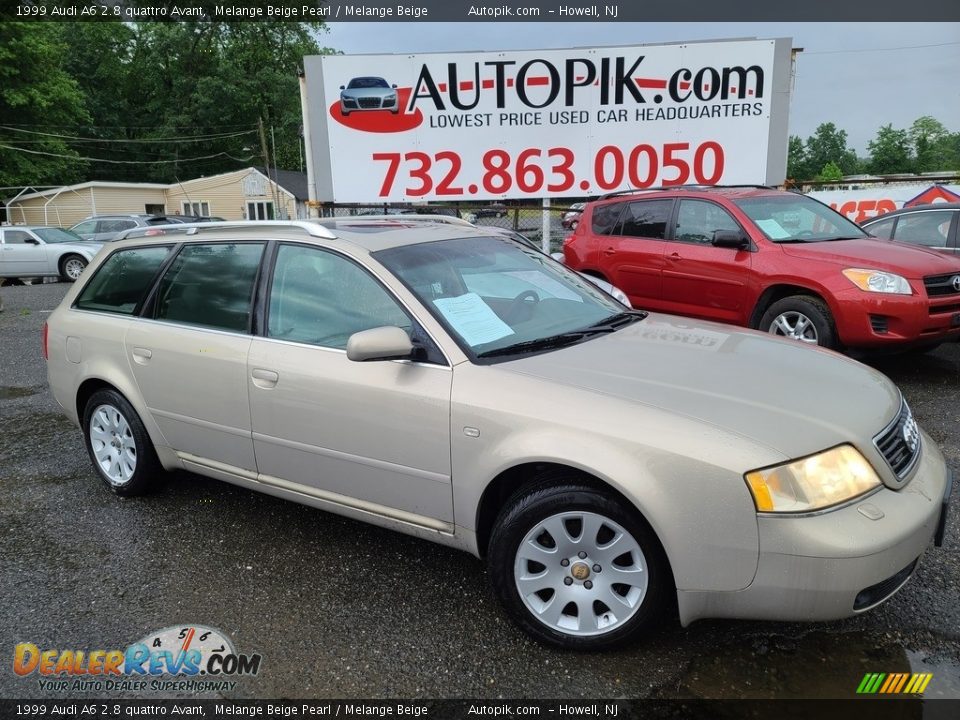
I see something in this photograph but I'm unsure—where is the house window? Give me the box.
[145,204,166,215]
[182,201,210,217]
[247,201,274,221]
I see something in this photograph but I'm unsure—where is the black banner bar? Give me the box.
[2,699,958,719]
[3,0,960,22]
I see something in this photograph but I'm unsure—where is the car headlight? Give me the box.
[385,95,397,102]
[744,445,881,513]
[608,286,631,307]
[842,269,912,295]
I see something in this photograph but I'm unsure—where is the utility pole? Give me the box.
[257,117,278,219]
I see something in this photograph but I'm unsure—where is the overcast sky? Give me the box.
[322,22,960,155]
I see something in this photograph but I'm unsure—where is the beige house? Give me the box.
[4,168,306,227]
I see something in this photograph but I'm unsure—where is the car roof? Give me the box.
[593,185,784,204]
[861,203,960,223]
[113,219,494,253]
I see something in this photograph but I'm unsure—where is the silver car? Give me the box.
[45,220,952,649]
[0,226,101,282]
[339,77,399,115]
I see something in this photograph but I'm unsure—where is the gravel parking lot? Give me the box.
[0,282,957,700]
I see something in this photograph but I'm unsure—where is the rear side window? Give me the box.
[591,202,625,235]
[618,200,673,239]
[75,246,172,315]
[892,211,954,248]
[153,242,265,332]
[100,219,137,234]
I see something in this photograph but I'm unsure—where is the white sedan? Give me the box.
[0,226,102,282]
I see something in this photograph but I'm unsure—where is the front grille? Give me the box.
[358,97,381,109]
[873,399,921,479]
[869,315,889,334]
[924,272,960,297]
[853,558,917,611]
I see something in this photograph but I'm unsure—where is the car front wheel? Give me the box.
[760,295,836,349]
[489,480,671,649]
[82,389,161,496]
[59,254,87,282]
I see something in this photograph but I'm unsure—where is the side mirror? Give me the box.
[392,84,397,88]
[339,85,345,90]
[346,326,413,362]
[24,237,40,245]
[711,230,750,250]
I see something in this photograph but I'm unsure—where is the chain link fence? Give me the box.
[318,202,584,254]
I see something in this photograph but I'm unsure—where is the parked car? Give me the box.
[474,203,508,219]
[0,225,101,282]
[69,214,177,243]
[563,187,960,351]
[339,77,399,115]
[561,202,586,230]
[46,219,951,649]
[861,203,959,256]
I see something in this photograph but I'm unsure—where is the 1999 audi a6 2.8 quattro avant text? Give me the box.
[44,219,952,649]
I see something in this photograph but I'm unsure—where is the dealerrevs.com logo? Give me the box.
[330,54,765,134]
[13,625,262,693]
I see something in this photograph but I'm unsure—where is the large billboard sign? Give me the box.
[303,39,794,202]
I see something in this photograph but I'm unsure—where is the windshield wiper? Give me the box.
[585,310,648,331]
[477,312,647,359]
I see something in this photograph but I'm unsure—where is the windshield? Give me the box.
[375,236,632,361]
[34,228,85,244]
[734,195,869,243]
[348,77,389,89]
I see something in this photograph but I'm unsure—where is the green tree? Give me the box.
[0,23,90,186]
[815,161,844,182]
[909,116,953,173]
[786,135,809,183]
[804,123,859,178]
[867,124,912,174]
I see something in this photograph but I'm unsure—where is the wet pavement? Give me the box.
[0,282,957,700]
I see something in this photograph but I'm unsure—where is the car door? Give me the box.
[659,199,753,324]
[125,241,265,472]
[70,220,99,241]
[0,228,47,275]
[96,218,138,242]
[596,199,672,309]
[247,243,454,525]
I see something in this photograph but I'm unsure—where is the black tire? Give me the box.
[488,478,673,650]
[759,295,837,349]
[82,389,161,496]
[59,254,87,283]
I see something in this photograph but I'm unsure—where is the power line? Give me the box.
[0,126,257,143]
[0,143,254,165]
[802,41,960,56]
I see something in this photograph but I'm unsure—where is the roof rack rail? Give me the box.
[598,184,773,200]
[117,220,337,242]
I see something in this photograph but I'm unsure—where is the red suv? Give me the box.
[563,186,960,350]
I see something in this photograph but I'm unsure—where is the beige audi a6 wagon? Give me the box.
[45,219,952,649]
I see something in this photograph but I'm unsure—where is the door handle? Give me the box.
[602,246,616,256]
[131,347,152,364]
[251,368,279,389]
[667,252,682,261]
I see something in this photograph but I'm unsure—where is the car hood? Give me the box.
[57,241,103,255]
[502,314,901,465]
[778,238,960,278]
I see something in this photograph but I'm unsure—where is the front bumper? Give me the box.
[832,285,960,347]
[677,434,950,625]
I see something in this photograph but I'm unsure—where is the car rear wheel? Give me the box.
[760,295,836,349]
[59,255,87,282]
[82,389,161,496]
[489,480,671,649]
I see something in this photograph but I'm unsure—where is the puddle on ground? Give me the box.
[654,630,959,699]
[0,386,38,400]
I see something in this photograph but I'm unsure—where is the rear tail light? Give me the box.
[41,321,49,360]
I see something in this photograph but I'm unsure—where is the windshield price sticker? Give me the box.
[306,39,792,201]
